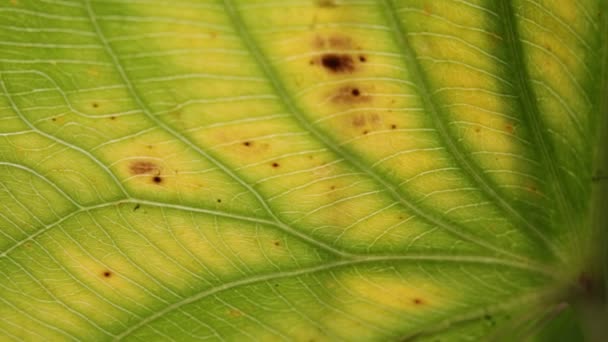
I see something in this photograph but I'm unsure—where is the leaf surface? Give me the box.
[0,0,606,340]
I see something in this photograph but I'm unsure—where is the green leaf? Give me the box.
[1,0,606,340]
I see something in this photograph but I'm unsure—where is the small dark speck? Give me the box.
[413,298,423,305]
[92,102,99,108]
[351,88,360,96]
[359,55,367,62]
[484,314,492,320]
[133,204,140,211]
[51,117,57,122]
[153,176,162,184]
[216,199,222,203]
[103,271,112,278]
[110,116,116,120]
[272,162,280,168]
[274,241,281,246]
[391,124,397,129]
[363,130,369,135]
[243,141,252,147]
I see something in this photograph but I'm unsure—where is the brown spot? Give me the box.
[363,130,369,135]
[359,55,367,62]
[103,271,112,278]
[152,176,163,184]
[133,204,140,211]
[321,54,355,73]
[474,127,481,133]
[216,199,222,203]
[413,298,424,305]
[330,185,336,190]
[423,3,432,15]
[110,116,116,120]
[92,102,99,108]
[578,272,594,294]
[273,240,281,246]
[390,124,397,129]
[51,117,57,122]
[272,162,280,168]
[313,35,353,50]
[316,0,336,7]
[505,124,514,133]
[352,115,366,127]
[130,161,158,175]
[243,141,252,147]
[333,86,372,104]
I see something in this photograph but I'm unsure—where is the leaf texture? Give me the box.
[0,0,606,340]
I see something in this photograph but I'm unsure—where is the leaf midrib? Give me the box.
[82,0,354,259]
[114,254,554,340]
[497,1,576,262]
[222,0,532,263]
[381,0,564,263]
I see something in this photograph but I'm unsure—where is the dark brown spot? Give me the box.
[92,102,99,108]
[243,141,252,147]
[130,161,158,175]
[359,55,367,62]
[152,176,162,184]
[333,86,372,104]
[321,54,355,73]
[474,127,481,133]
[316,0,336,7]
[273,240,281,246]
[390,124,397,129]
[272,162,280,168]
[51,117,57,122]
[216,199,222,203]
[505,124,514,133]
[330,185,336,190]
[363,130,369,135]
[133,204,140,211]
[413,298,424,305]
[103,271,112,278]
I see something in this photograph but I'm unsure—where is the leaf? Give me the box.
[0,0,606,340]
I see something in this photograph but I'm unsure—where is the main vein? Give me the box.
[222,0,532,263]
[82,0,350,259]
[380,0,564,263]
